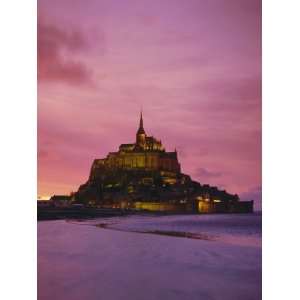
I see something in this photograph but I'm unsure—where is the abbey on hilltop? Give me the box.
[90,112,180,175]
[74,113,253,213]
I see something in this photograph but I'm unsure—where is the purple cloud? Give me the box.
[38,17,93,85]
[194,167,223,179]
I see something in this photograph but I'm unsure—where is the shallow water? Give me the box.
[38,213,261,300]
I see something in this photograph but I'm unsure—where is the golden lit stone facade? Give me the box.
[74,112,253,213]
[90,112,181,175]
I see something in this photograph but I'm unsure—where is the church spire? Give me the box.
[137,110,145,134]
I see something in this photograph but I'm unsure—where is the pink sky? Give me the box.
[38,0,261,207]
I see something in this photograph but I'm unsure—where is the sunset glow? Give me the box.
[38,0,261,207]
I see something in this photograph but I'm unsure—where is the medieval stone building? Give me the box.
[89,112,180,176]
[75,113,253,213]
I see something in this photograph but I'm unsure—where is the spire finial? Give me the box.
[139,109,143,129]
[137,109,145,134]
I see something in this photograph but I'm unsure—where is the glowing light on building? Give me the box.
[38,195,51,201]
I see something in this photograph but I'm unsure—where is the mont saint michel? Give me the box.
[37,2,261,299]
[73,113,253,214]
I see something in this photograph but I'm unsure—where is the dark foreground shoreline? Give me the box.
[37,207,188,221]
[37,207,135,221]
[37,207,255,221]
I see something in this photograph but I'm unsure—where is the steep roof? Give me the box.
[136,111,146,134]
